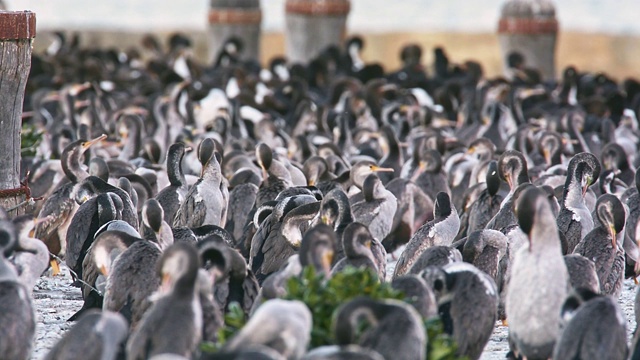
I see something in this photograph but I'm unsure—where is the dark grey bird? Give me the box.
[421,262,498,360]
[557,152,601,254]
[331,223,381,279]
[0,220,36,360]
[299,224,336,278]
[223,299,312,360]
[382,178,434,255]
[255,143,293,207]
[65,192,118,285]
[155,142,191,226]
[249,194,319,283]
[496,150,530,204]
[391,275,438,319]
[350,174,397,242]
[484,151,531,232]
[127,242,202,360]
[553,289,627,360]
[394,192,460,277]
[174,140,226,228]
[45,309,128,360]
[69,229,139,321]
[409,148,451,199]
[103,234,161,331]
[333,297,426,360]
[35,135,107,264]
[141,199,174,250]
[314,188,354,261]
[462,229,508,288]
[506,187,569,360]
[563,253,601,294]
[601,142,635,186]
[574,194,626,297]
[466,160,503,232]
[225,182,259,243]
[404,245,462,275]
[198,233,259,317]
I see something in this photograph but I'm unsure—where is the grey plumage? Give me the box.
[224,299,312,360]
[553,290,627,360]
[573,194,626,297]
[391,275,438,319]
[421,263,498,360]
[127,243,202,360]
[351,174,397,242]
[0,221,36,360]
[333,297,426,360]
[103,239,161,331]
[563,254,601,293]
[405,245,462,275]
[45,310,128,360]
[225,183,259,243]
[155,142,190,227]
[506,187,569,360]
[173,146,226,228]
[557,152,601,254]
[394,192,459,277]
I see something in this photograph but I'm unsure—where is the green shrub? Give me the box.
[207,266,466,360]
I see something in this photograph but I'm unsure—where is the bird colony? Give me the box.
[2,32,640,360]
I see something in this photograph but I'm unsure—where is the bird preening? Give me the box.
[3,28,640,360]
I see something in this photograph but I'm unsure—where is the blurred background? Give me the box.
[6,0,640,79]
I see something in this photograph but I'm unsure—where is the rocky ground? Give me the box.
[31,264,638,360]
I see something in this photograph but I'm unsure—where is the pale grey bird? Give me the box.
[224,299,312,360]
[45,310,128,360]
[394,192,459,277]
[506,187,569,360]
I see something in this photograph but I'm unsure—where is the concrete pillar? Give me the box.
[498,0,558,81]
[208,0,262,63]
[285,0,350,64]
[0,10,35,216]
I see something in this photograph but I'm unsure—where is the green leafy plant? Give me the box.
[207,266,465,360]
[284,266,403,347]
[21,123,43,157]
[425,317,467,360]
[201,301,247,353]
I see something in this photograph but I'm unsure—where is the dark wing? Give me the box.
[225,183,258,241]
[65,198,98,272]
[155,185,181,226]
[174,183,206,228]
[557,208,582,253]
[35,183,75,241]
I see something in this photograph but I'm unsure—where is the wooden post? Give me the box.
[498,0,558,81]
[0,11,36,216]
[208,0,262,63]
[285,0,350,64]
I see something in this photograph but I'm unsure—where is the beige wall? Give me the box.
[33,30,640,82]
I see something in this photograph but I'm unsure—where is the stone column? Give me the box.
[285,0,350,64]
[498,0,558,81]
[208,0,262,63]
[0,11,36,216]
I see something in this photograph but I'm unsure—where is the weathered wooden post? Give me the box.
[285,0,351,64]
[208,0,262,63]
[0,11,36,216]
[498,0,558,81]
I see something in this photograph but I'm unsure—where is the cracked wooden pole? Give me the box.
[208,0,262,63]
[0,11,36,217]
[285,0,350,64]
[498,0,558,81]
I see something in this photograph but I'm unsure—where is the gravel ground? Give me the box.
[30,263,639,360]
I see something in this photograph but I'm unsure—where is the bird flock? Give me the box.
[1,31,640,360]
